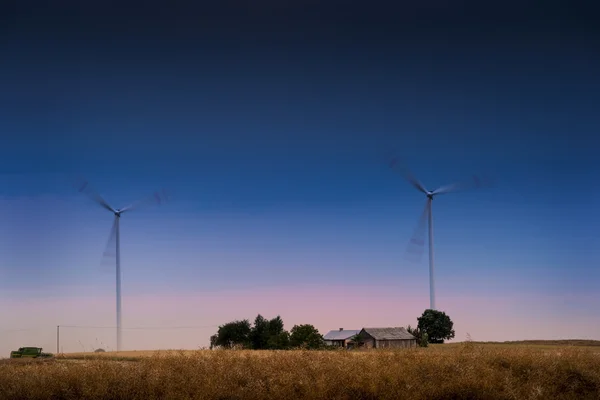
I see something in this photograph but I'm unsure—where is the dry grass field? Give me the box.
[1,342,600,399]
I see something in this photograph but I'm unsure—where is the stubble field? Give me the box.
[1,342,599,400]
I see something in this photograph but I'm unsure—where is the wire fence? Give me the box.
[55,325,219,330]
[1,324,220,355]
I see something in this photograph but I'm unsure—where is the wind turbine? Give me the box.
[389,158,491,311]
[73,177,169,351]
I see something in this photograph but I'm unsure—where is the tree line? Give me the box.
[210,314,327,350]
[210,309,455,350]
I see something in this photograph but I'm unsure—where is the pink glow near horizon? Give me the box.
[2,284,598,355]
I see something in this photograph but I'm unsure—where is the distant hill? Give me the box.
[463,339,600,347]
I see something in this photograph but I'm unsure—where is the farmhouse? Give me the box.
[323,328,360,348]
[356,327,417,349]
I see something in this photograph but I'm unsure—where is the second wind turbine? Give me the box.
[390,158,490,311]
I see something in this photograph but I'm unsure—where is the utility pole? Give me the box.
[56,325,60,354]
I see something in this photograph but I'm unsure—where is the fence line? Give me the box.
[0,328,45,333]
[58,324,219,330]
[1,324,221,355]
[55,324,220,353]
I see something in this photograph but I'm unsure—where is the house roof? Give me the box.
[361,327,416,340]
[323,329,360,340]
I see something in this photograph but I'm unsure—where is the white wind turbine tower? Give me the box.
[74,177,169,351]
[389,158,491,311]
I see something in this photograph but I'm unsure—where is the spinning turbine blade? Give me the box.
[389,157,428,194]
[432,174,494,195]
[405,200,429,264]
[119,189,170,213]
[100,216,118,269]
[72,176,114,212]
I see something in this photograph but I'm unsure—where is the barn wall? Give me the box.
[361,337,376,349]
[375,339,417,348]
[325,339,357,348]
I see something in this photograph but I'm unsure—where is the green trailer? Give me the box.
[10,347,53,359]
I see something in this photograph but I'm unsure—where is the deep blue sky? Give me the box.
[1,1,599,328]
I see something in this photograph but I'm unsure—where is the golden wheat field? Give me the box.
[2,343,600,400]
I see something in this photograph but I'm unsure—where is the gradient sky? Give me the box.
[1,1,599,354]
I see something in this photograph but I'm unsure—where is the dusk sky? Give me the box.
[1,1,599,354]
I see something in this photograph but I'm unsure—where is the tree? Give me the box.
[406,325,428,348]
[289,324,325,349]
[267,315,285,337]
[211,319,252,349]
[348,333,364,349]
[417,309,455,344]
[250,314,270,349]
[250,314,290,350]
[406,325,419,340]
[267,331,290,350]
[266,315,290,349]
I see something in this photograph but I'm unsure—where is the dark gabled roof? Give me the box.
[323,330,360,340]
[361,327,416,340]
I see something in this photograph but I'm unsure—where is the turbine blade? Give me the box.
[432,174,494,196]
[119,188,170,214]
[404,200,429,264]
[388,156,427,194]
[100,217,118,272]
[72,176,114,212]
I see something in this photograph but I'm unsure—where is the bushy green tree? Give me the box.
[268,316,285,338]
[211,319,252,349]
[250,314,271,349]
[417,309,455,344]
[249,314,291,350]
[267,315,290,349]
[268,331,290,349]
[289,324,325,349]
[214,315,331,350]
